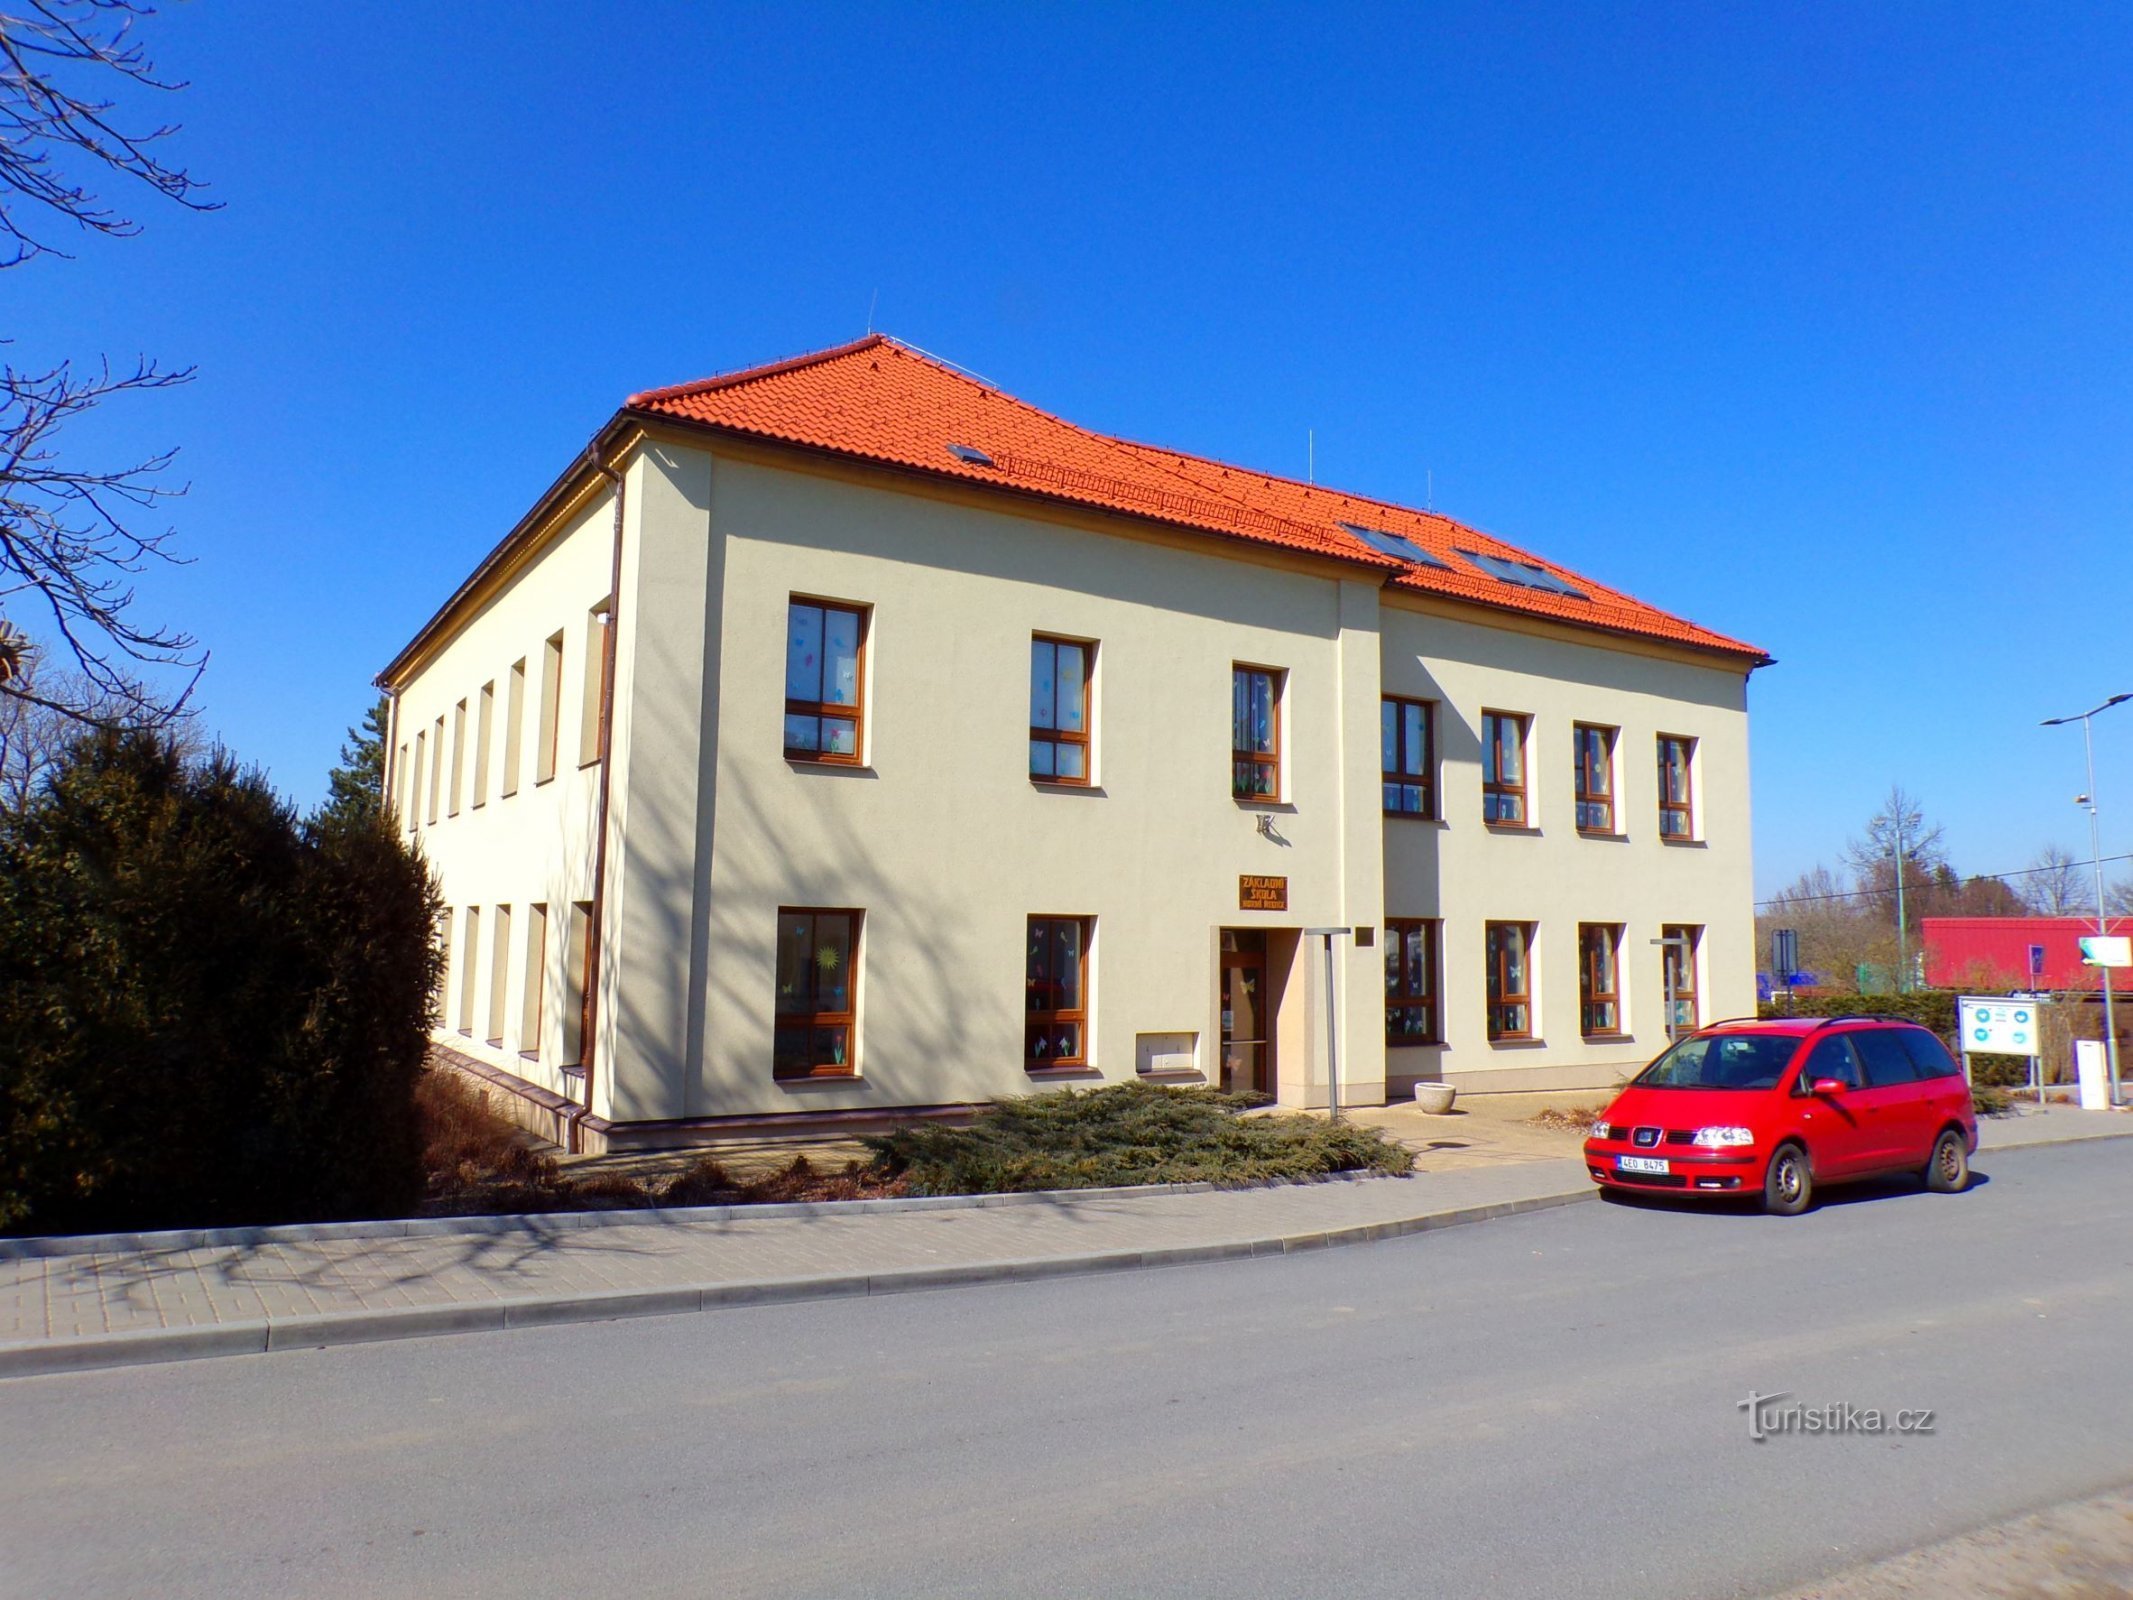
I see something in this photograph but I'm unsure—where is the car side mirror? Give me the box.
[1811,1077,1849,1096]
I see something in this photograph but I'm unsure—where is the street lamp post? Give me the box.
[2042,693,2131,1109]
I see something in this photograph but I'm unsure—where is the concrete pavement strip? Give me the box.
[0,1187,1599,1378]
[1,1114,2123,1380]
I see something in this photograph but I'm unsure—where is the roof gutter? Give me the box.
[571,439,627,1152]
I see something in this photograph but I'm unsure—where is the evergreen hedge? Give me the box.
[0,729,442,1233]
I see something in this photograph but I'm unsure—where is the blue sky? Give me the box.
[20,2,2133,897]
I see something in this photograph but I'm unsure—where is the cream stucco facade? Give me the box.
[383,366,1762,1150]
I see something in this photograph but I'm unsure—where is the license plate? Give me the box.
[1618,1155,1670,1175]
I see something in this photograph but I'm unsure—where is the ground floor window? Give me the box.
[1662,923,1700,1037]
[1579,923,1622,1037]
[1025,915,1090,1069]
[774,908,859,1078]
[1385,918,1440,1045]
[1486,921,1534,1040]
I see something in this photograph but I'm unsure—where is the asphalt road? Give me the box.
[4,1140,2130,1600]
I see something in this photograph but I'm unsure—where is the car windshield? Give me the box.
[1633,1033,1799,1090]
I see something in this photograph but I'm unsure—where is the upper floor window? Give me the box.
[785,598,866,764]
[1485,921,1534,1040]
[774,907,859,1078]
[1579,922,1622,1037]
[1483,711,1528,826]
[1025,915,1091,1070]
[1381,696,1435,817]
[579,599,611,768]
[1573,723,1616,834]
[472,680,494,808]
[1658,735,1696,839]
[1385,918,1440,1046]
[535,631,564,785]
[1662,923,1701,1037]
[501,658,525,798]
[1232,665,1282,801]
[1030,636,1092,784]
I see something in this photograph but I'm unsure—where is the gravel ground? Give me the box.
[1771,1484,2133,1599]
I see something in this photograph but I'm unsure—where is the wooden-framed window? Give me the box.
[502,658,525,798]
[536,630,564,784]
[579,600,611,768]
[1232,665,1282,801]
[563,900,592,1067]
[449,699,467,817]
[1025,915,1091,1070]
[1485,920,1534,1040]
[785,598,867,763]
[1483,711,1528,825]
[487,904,512,1046]
[397,743,411,830]
[1381,696,1435,817]
[472,681,493,808]
[774,907,859,1078]
[1579,922,1623,1037]
[1658,735,1696,840]
[1385,918,1440,1046]
[427,716,444,824]
[1573,723,1616,834]
[457,907,480,1034]
[520,903,548,1059]
[1662,923,1701,1037]
[1030,635,1092,784]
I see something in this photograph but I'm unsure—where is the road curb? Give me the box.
[0,1186,1596,1379]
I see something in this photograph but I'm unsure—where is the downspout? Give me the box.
[575,439,627,1152]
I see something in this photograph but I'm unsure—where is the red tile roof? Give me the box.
[627,335,1767,663]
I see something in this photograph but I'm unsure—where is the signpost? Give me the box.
[1302,927,1352,1122]
[2079,935,2132,968]
[1771,929,1799,1012]
[1959,995,2046,1106]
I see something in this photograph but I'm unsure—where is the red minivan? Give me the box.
[1584,1016,1978,1215]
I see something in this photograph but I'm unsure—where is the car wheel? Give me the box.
[1924,1128,1969,1194]
[1763,1143,1813,1216]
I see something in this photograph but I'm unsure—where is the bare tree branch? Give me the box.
[0,0,210,724]
[0,1,215,268]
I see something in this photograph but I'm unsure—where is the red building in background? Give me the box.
[1921,917,2133,991]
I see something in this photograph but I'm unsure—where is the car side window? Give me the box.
[1796,1034,1863,1092]
[1854,1029,1923,1089]
[1898,1028,1962,1080]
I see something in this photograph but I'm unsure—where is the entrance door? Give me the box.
[1220,930,1274,1096]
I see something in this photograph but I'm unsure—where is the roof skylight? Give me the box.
[1456,549,1587,599]
[1337,520,1449,570]
[946,442,996,468]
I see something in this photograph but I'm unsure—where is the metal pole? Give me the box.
[1893,814,1909,994]
[1322,935,1341,1124]
[2082,716,2123,1108]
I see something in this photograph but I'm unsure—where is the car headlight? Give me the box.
[1587,1121,1613,1141]
[1690,1126,1754,1147]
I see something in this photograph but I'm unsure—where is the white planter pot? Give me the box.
[1412,1083,1457,1114]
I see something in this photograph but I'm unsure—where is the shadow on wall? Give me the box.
[614,614,1016,1125]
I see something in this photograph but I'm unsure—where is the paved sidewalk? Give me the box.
[0,1109,2121,1378]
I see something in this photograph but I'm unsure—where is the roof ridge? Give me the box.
[625,333,890,408]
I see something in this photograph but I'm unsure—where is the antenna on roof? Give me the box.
[1308,429,1315,485]
[866,289,878,336]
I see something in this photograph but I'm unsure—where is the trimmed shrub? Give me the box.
[866,1082,1416,1195]
[0,729,442,1233]
[1760,990,1960,1038]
